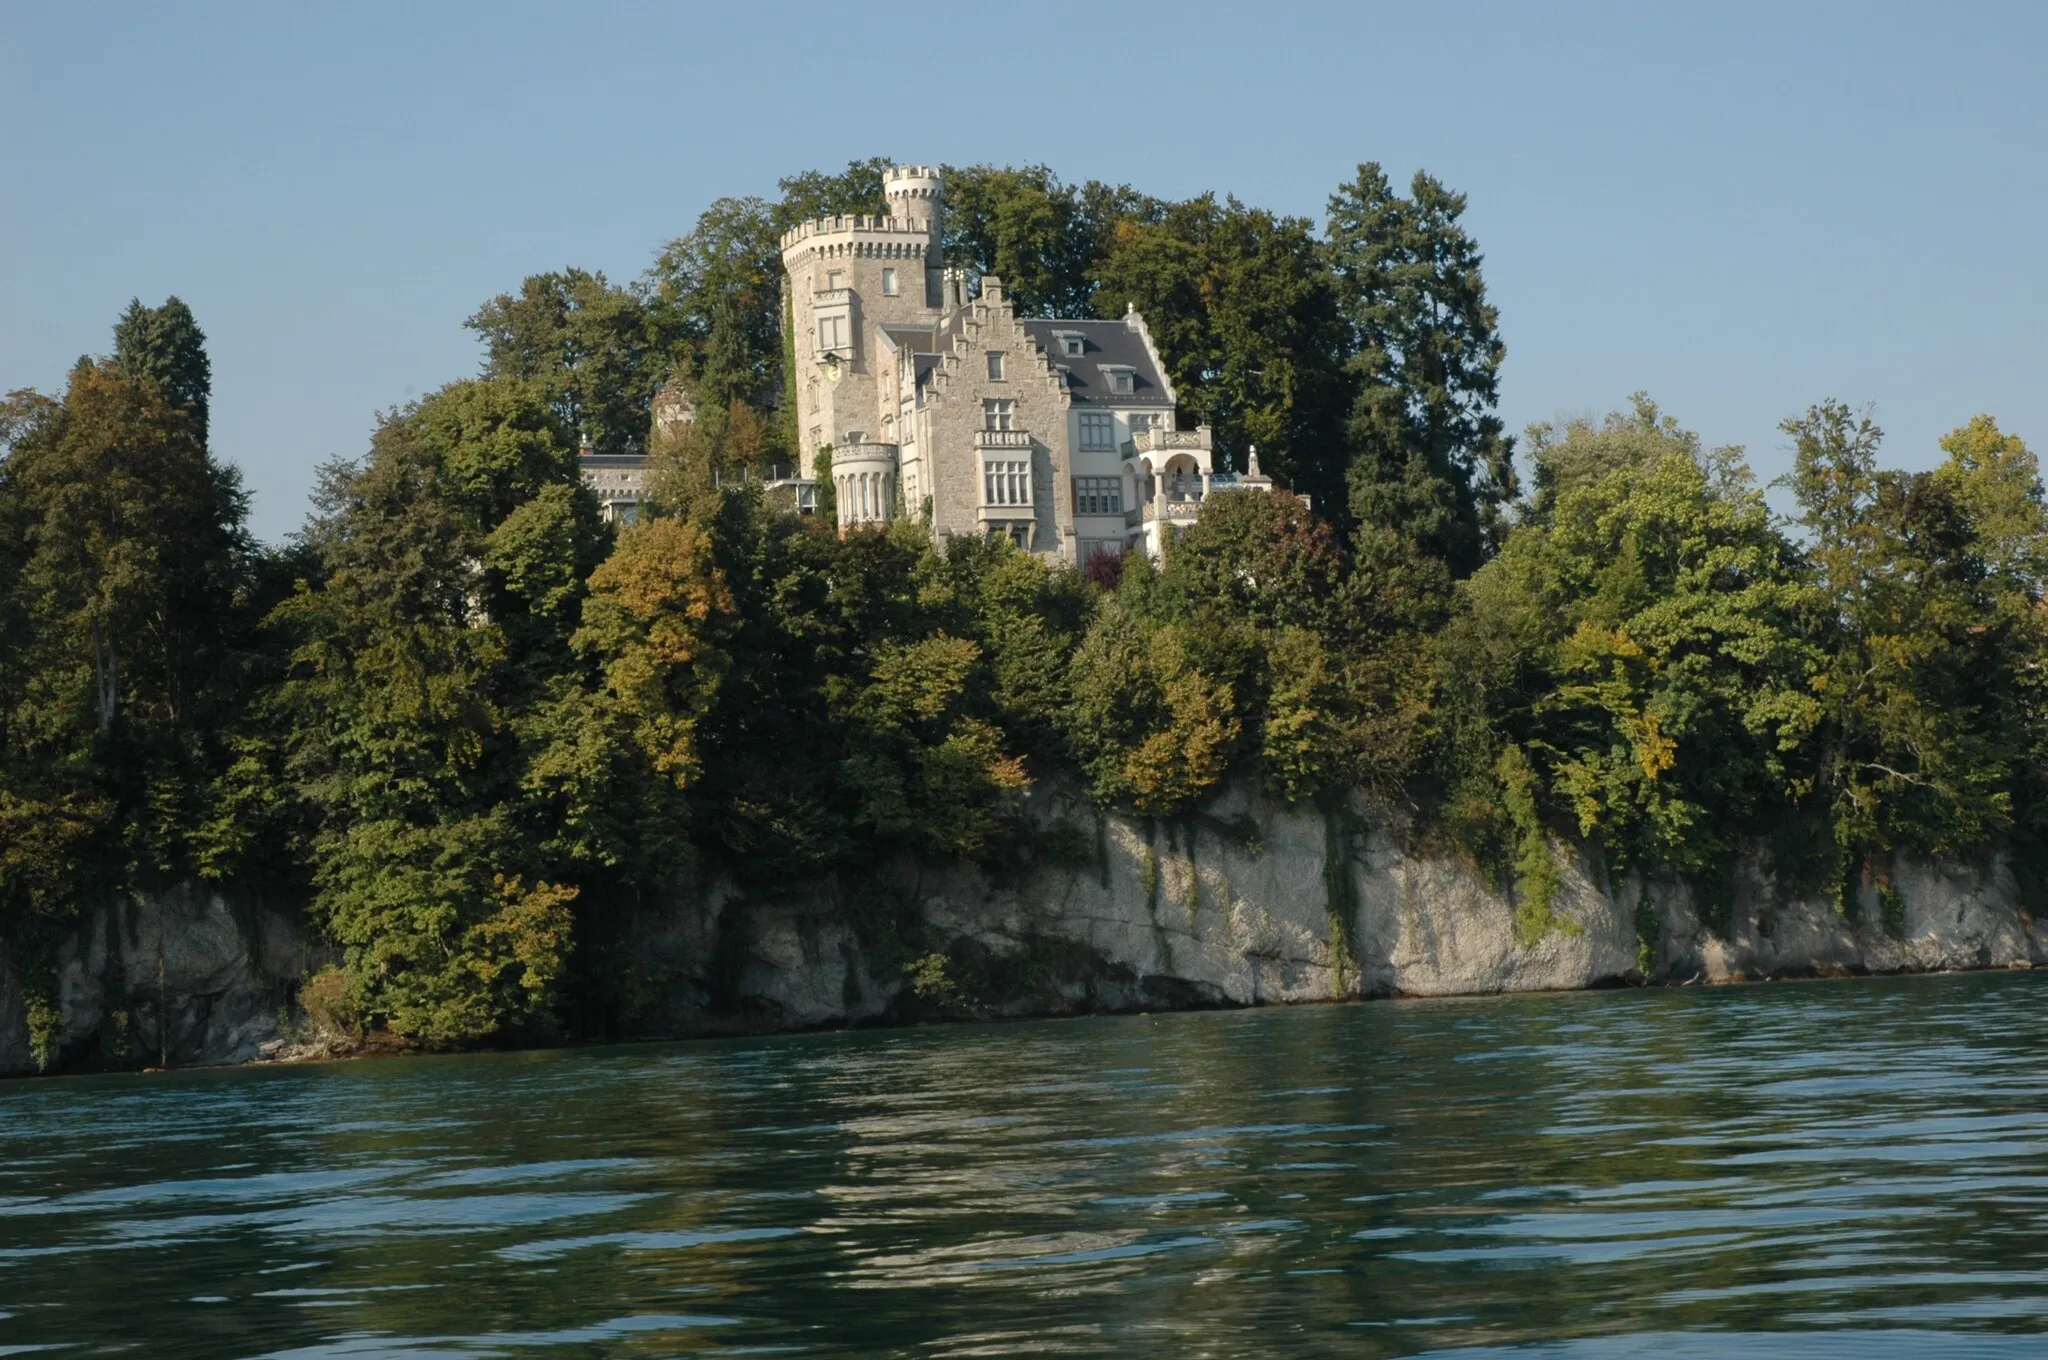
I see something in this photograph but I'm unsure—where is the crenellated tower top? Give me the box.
[884,164,945,216]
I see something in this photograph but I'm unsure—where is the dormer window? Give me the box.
[1053,330,1086,358]
[1102,365,1136,395]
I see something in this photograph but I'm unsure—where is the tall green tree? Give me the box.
[0,312,252,1063]
[467,269,666,456]
[772,156,894,231]
[272,377,600,1041]
[1094,195,1351,507]
[941,164,1159,318]
[646,197,786,415]
[1439,407,1816,927]
[112,296,212,444]
[1522,392,1749,522]
[1327,164,1513,575]
[1787,403,2045,888]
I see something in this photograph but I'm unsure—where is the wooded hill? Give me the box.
[3,160,2043,1064]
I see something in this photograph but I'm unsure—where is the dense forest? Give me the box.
[4,159,2044,1065]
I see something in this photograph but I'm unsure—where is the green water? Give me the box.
[6,972,2048,1357]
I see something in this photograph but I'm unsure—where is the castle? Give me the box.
[584,164,1275,559]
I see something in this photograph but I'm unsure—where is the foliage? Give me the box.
[10,159,2048,1058]
[1438,408,1820,894]
[941,164,1160,319]
[468,269,667,456]
[1785,404,2048,895]
[265,377,600,1041]
[1094,196,1352,506]
[1329,164,1514,575]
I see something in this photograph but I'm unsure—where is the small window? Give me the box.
[1076,476,1122,516]
[819,314,847,351]
[882,267,898,295]
[1063,336,1085,357]
[1078,412,1115,451]
[1130,412,1159,433]
[826,270,844,290]
[1109,370,1134,395]
[983,399,1016,431]
[987,351,1006,381]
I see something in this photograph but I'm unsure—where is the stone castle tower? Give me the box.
[780,166,949,486]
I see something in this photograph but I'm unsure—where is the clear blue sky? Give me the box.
[4,1,2043,542]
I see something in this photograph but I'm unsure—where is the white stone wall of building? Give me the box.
[921,287,1076,557]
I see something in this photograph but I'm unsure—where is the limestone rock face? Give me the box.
[625,783,2045,1035]
[0,887,310,1077]
[4,783,2043,1077]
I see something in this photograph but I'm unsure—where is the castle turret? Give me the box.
[884,164,945,247]
[779,164,948,491]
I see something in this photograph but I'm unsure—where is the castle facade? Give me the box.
[782,165,1271,561]
[583,164,1273,556]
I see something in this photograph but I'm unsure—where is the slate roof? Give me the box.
[907,308,1175,407]
[1020,319,1173,407]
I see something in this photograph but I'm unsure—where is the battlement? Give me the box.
[779,214,935,252]
[885,164,944,200]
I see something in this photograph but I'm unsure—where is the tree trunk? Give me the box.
[91,615,118,734]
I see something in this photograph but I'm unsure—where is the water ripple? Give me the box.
[4,971,2048,1356]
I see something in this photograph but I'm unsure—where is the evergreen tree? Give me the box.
[112,296,212,444]
[1327,165,1513,575]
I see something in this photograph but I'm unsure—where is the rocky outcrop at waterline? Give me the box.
[5,785,2043,1076]
[0,887,312,1077]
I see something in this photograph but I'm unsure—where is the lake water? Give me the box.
[6,972,2048,1357]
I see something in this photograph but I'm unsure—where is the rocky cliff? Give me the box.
[625,784,2045,1034]
[0,886,309,1077]
[5,785,2041,1076]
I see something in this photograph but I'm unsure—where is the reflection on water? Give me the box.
[5,971,2048,1356]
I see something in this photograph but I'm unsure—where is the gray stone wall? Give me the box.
[782,216,940,476]
[11,784,2040,1077]
[0,888,313,1076]
[617,781,2048,1036]
[921,289,1076,557]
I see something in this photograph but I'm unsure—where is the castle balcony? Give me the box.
[973,428,1033,451]
[1126,428,1212,457]
[812,287,853,308]
[1126,492,1205,530]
